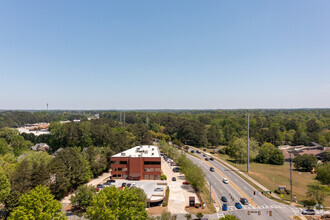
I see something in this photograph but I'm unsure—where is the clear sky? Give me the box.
[0,0,329,110]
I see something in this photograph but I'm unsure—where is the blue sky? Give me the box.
[0,0,329,109]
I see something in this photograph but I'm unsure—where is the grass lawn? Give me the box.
[207,150,330,207]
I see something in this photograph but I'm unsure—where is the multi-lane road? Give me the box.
[186,150,304,220]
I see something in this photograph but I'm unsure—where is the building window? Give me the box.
[144,161,161,165]
[144,168,155,172]
[122,167,128,171]
[149,175,154,179]
[118,175,122,178]
[123,175,127,179]
[118,168,122,171]
[119,161,127,164]
[155,175,160,179]
[155,168,161,172]
[144,175,149,179]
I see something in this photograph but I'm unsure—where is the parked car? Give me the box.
[203,154,207,157]
[172,177,176,181]
[222,204,228,211]
[191,150,195,153]
[223,178,229,184]
[97,184,105,189]
[240,198,249,205]
[205,158,209,161]
[121,183,126,187]
[209,157,214,161]
[221,196,227,202]
[109,179,116,183]
[301,209,316,215]
[196,150,200,154]
[103,182,111,186]
[182,181,190,185]
[173,167,180,172]
[127,183,131,187]
[235,202,242,209]
[210,167,215,172]
[154,187,164,192]
[203,148,206,151]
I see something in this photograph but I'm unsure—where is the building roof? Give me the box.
[112,145,160,158]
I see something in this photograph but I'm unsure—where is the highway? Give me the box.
[186,151,302,220]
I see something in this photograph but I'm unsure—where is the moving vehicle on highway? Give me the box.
[209,157,214,161]
[301,209,316,215]
[240,198,249,205]
[191,150,195,153]
[210,167,215,172]
[235,202,242,209]
[203,154,207,157]
[223,178,229,184]
[222,204,228,211]
[221,196,227,202]
[205,158,209,161]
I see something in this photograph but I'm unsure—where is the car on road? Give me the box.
[205,158,209,161]
[154,187,164,192]
[221,196,227,202]
[240,198,249,205]
[203,148,206,151]
[182,181,190,185]
[301,209,316,215]
[235,202,242,209]
[222,204,228,211]
[121,183,126,187]
[210,167,215,172]
[127,183,131,187]
[203,154,207,157]
[223,178,229,184]
[191,150,195,153]
[172,177,176,181]
[96,184,105,191]
[109,179,116,183]
[209,157,214,161]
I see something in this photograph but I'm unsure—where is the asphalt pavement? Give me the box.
[186,151,306,220]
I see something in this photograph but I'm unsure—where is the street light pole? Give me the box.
[247,114,250,174]
[210,181,212,204]
[290,153,293,203]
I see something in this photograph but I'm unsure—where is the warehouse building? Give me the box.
[110,145,161,180]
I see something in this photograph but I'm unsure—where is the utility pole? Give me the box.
[120,112,122,123]
[247,114,250,174]
[210,181,212,204]
[290,153,293,203]
[123,112,125,126]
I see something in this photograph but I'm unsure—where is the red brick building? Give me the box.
[110,145,161,180]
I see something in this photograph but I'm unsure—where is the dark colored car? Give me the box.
[302,209,316,215]
[109,179,116,183]
[203,154,207,157]
[196,150,200,154]
[210,167,215,172]
[240,198,248,205]
[203,148,206,151]
[121,183,126,187]
[97,184,105,189]
[191,150,195,153]
[172,177,176,181]
[103,182,111,186]
[235,202,242,209]
[221,196,227,202]
[205,158,209,161]
[210,157,214,161]
[173,167,180,172]
[127,183,131,187]
[222,204,228,211]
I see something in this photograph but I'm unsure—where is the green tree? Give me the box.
[293,154,318,171]
[0,171,10,202]
[8,185,66,220]
[70,185,97,211]
[54,148,92,189]
[86,186,148,220]
[185,213,192,220]
[322,151,330,163]
[10,159,33,193]
[219,214,240,220]
[0,138,12,155]
[48,157,70,199]
[256,142,284,165]
[227,137,259,164]
[306,182,330,205]
[316,163,330,185]
[207,126,220,147]
[3,190,21,218]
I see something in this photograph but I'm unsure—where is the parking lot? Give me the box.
[161,156,200,214]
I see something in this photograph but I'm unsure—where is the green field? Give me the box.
[207,150,330,207]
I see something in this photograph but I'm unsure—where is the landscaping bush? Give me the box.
[161,175,167,180]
